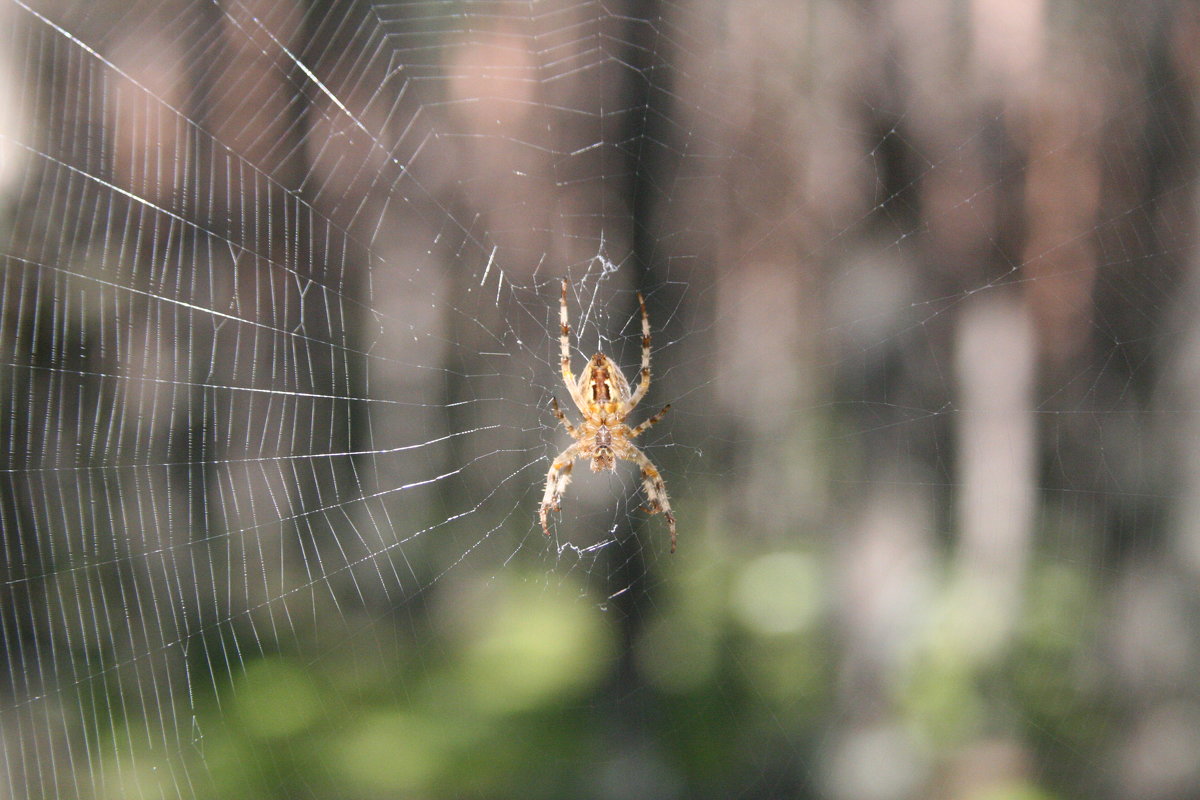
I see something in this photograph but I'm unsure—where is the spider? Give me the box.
[540,279,676,552]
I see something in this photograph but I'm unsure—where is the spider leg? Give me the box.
[560,279,586,411]
[629,404,671,438]
[618,442,676,553]
[550,397,578,437]
[628,290,653,409]
[540,441,586,535]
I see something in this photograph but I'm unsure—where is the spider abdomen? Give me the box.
[582,353,631,409]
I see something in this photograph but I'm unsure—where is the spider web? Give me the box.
[1,0,1199,798]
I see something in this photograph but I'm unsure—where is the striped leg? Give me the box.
[560,280,585,411]
[629,404,671,438]
[550,397,577,436]
[623,443,676,553]
[540,441,585,535]
[628,291,652,408]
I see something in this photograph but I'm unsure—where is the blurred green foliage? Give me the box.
[82,515,1116,799]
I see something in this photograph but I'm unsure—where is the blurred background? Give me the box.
[2,0,1200,798]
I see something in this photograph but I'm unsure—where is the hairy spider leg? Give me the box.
[630,404,671,438]
[549,397,578,437]
[627,291,653,410]
[560,280,586,412]
[540,440,585,535]
[622,442,677,553]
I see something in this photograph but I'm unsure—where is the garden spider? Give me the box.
[539,279,676,552]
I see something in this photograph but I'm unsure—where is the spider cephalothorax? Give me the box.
[539,280,676,551]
